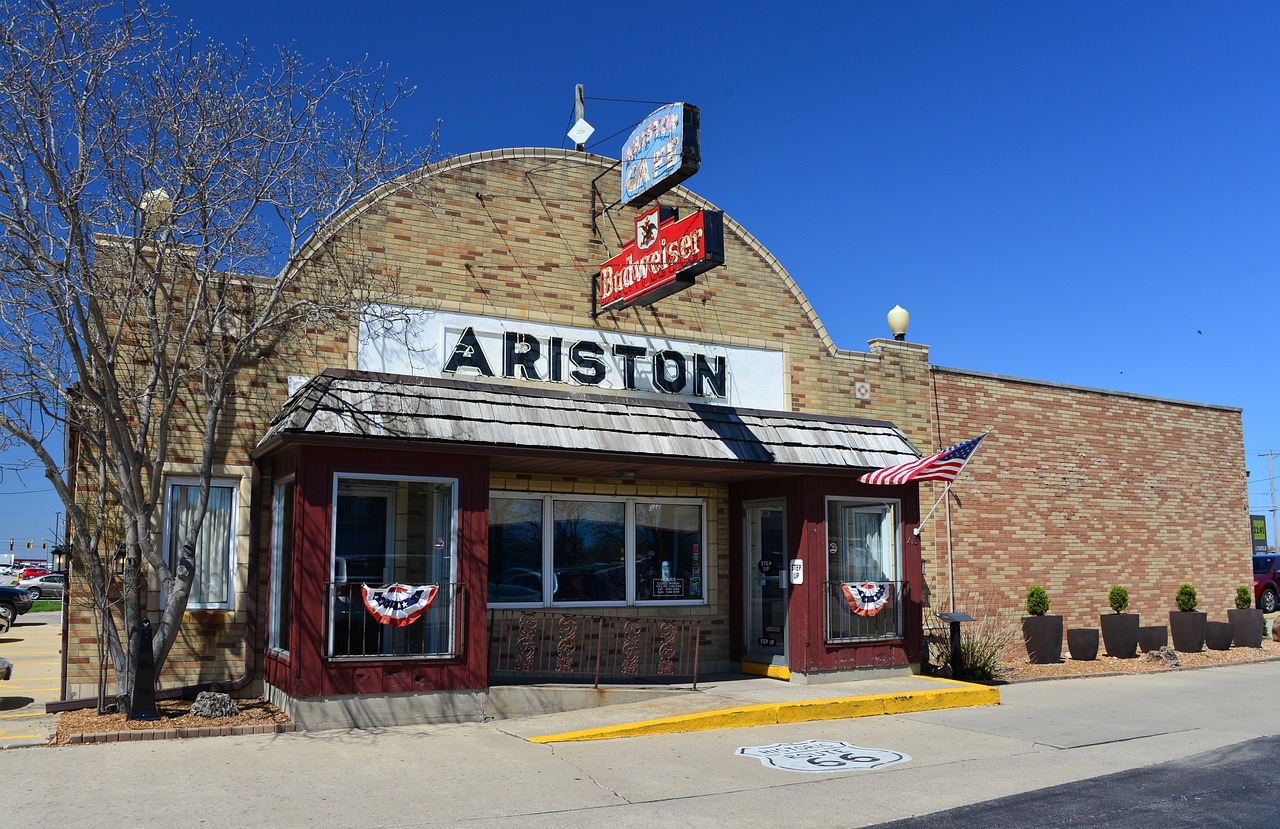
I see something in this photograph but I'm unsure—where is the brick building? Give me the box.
[60,145,1250,727]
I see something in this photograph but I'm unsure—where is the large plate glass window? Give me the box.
[825,500,902,642]
[635,502,703,601]
[163,479,237,610]
[488,497,546,604]
[330,476,457,658]
[553,500,625,603]
[488,494,705,607]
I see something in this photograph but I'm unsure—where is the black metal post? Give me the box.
[949,619,964,681]
[128,618,158,721]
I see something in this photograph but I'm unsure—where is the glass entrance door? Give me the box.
[744,501,787,666]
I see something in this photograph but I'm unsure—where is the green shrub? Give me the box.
[1235,586,1253,610]
[1025,585,1050,616]
[1108,585,1129,614]
[1176,583,1198,612]
[927,591,1019,681]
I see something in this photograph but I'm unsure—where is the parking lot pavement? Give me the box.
[0,611,62,748]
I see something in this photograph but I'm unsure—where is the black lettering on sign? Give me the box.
[549,337,565,382]
[504,331,541,380]
[569,341,606,385]
[694,354,726,397]
[612,344,647,390]
[652,350,687,394]
[442,327,494,377]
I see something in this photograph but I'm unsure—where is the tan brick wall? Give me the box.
[927,367,1250,632]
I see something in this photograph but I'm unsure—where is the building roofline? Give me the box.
[931,364,1242,413]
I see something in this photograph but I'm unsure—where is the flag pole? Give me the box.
[912,428,992,538]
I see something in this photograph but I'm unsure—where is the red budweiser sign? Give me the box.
[595,206,725,313]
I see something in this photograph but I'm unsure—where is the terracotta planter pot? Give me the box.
[1067,628,1099,661]
[1228,608,1265,648]
[1100,613,1139,658]
[1137,625,1168,653]
[1205,620,1233,651]
[1021,615,1063,664]
[1169,611,1206,653]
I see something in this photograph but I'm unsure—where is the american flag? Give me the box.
[858,434,987,486]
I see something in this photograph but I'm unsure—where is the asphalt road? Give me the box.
[870,736,1276,828]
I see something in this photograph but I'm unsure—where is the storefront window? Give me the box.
[488,494,705,607]
[635,502,704,601]
[330,476,456,658]
[489,497,545,603]
[553,500,625,603]
[825,499,901,642]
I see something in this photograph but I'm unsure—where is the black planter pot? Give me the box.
[1169,611,1207,653]
[1067,628,1099,660]
[1137,625,1168,653]
[1205,620,1234,651]
[1021,615,1064,664]
[1100,613,1140,658]
[1228,608,1265,648]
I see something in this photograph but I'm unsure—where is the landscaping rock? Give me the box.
[189,691,238,718]
[1143,645,1180,668]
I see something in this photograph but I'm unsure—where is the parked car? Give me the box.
[16,573,64,601]
[0,656,11,680]
[17,566,50,581]
[1254,554,1280,613]
[0,584,34,629]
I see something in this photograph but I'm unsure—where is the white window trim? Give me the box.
[489,491,708,608]
[161,476,240,611]
[268,476,295,657]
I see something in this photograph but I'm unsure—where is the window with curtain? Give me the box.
[825,499,901,642]
[268,479,294,653]
[165,479,237,610]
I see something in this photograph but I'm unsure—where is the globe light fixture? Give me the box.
[887,305,910,341]
[140,187,172,230]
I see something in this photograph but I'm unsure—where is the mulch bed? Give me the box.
[53,697,292,746]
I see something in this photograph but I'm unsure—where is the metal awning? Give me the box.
[255,369,921,481]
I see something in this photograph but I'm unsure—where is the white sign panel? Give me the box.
[358,307,785,409]
[736,740,911,773]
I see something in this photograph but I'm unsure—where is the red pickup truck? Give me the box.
[1254,555,1280,613]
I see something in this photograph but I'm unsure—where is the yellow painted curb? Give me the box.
[741,661,791,680]
[527,679,998,743]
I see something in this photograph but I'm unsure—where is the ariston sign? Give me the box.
[595,205,724,314]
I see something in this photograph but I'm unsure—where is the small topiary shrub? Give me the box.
[1025,585,1050,616]
[1176,583,1198,612]
[1235,586,1253,610]
[1108,585,1129,614]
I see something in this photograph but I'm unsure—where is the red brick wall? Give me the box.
[928,366,1250,633]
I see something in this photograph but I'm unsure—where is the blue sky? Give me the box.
[4,1,1279,555]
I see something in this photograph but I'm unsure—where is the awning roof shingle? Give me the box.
[256,370,921,473]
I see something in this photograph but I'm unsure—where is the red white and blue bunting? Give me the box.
[362,583,439,627]
[840,582,892,617]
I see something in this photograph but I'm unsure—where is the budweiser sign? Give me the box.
[595,206,724,313]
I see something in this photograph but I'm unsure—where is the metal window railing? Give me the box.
[488,609,701,688]
[328,582,463,659]
[823,580,907,644]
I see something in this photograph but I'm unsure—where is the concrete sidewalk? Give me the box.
[505,673,998,742]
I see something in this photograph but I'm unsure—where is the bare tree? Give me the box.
[0,0,430,709]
